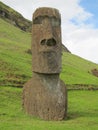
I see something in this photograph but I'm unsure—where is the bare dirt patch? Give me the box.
[91,68,98,77]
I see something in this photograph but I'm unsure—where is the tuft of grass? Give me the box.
[0,86,98,130]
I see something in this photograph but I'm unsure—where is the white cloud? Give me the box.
[65,28,98,63]
[0,0,92,21]
[1,0,98,63]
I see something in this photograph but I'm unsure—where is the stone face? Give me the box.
[23,73,67,120]
[23,7,67,121]
[32,7,62,73]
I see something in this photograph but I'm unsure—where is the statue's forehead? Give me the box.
[33,7,61,19]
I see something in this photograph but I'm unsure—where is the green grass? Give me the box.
[0,12,98,130]
[0,18,32,86]
[61,53,98,86]
[0,86,98,130]
[0,15,98,89]
[0,1,31,32]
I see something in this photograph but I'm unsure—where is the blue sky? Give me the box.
[1,0,98,63]
[71,0,98,28]
[80,0,98,28]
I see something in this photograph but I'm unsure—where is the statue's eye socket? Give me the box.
[33,17,42,24]
[51,18,60,26]
[33,16,60,26]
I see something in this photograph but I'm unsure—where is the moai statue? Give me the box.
[23,7,67,121]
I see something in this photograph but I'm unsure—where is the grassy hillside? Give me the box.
[61,53,98,89]
[0,18,32,87]
[0,1,32,32]
[0,86,98,130]
[0,18,98,88]
[0,4,98,130]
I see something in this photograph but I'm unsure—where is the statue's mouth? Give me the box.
[41,51,57,70]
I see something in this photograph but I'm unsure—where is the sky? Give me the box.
[1,0,98,63]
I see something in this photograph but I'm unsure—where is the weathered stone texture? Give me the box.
[23,73,67,120]
[23,7,67,121]
[32,7,62,73]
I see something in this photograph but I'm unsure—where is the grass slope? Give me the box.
[0,12,98,130]
[0,18,98,88]
[0,1,32,32]
[61,53,98,89]
[0,18,32,87]
[0,86,98,130]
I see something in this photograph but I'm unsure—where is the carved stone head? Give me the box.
[32,7,62,73]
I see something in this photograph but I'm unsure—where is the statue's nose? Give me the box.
[41,38,56,46]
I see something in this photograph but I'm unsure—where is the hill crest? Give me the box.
[0,1,32,32]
